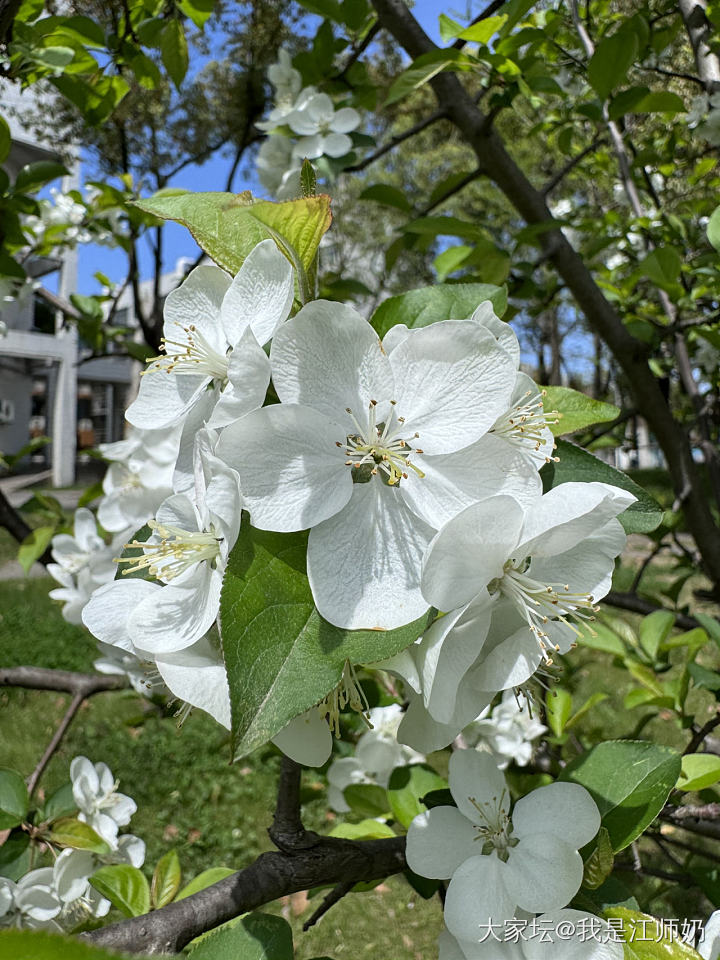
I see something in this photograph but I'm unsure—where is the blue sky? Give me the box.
[72,0,460,294]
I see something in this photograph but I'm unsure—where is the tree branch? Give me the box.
[0,666,128,696]
[678,0,720,92]
[268,756,310,852]
[684,710,720,756]
[26,692,85,798]
[302,879,354,931]
[370,0,720,590]
[344,108,447,173]
[85,835,407,954]
[541,137,604,197]
[603,592,702,631]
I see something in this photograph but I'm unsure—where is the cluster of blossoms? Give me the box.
[39,228,642,955]
[0,757,144,931]
[23,185,127,252]
[256,49,361,198]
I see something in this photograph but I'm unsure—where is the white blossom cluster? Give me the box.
[687,92,720,146]
[23,185,129,251]
[0,757,144,932]
[256,49,361,199]
[35,230,642,957]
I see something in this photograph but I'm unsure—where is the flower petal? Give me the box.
[216,403,352,532]
[445,855,516,940]
[449,748,508,824]
[271,710,333,767]
[307,482,433,630]
[125,369,208,430]
[220,239,294,347]
[528,518,626,604]
[406,807,478,879]
[389,320,516,455]
[163,264,231,351]
[155,635,231,728]
[470,301,520,368]
[271,300,393,426]
[505,834,584,914]
[401,432,542,531]
[512,782,599,848]
[422,497,524,612]
[521,909,624,960]
[332,107,360,133]
[129,566,221,653]
[323,132,353,157]
[208,328,271,429]
[82,579,161,651]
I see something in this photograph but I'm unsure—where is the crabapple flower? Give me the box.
[268,48,302,107]
[406,750,600,943]
[412,483,634,728]
[698,911,720,960]
[216,302,519,629]
[327,704,424,812]
[0,869,62,930]
[288,92,360,159]
[125,240,294,443]
[439,910,624,960]
[466,690,547,770]
[70,756,136,849]
[47,508,116,624]
[109,433,241,654]
[257,135,301,199]
[271,708,334,767]
[97,424,180,533]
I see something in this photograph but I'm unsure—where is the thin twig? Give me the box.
[451,0,510,48]
[603,592,701,631]
[542,138,604,197]
[302,879,354,930]
[413,166,484,218]
[630,541,668,594]
[268,756,311,853]
[685,711,720,756]
[0,666,128,696]
[344,108,447,173]
[26,692,84,798]
[334,22,380,81]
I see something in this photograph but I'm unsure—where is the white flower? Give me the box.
[107,431,242,655]
[216,302,519,629]
[125,240,294,445]
[268,48,302,108]
[97,424,181,534]
[0,869,62,930]
[53,849,110,921]
[412,483,634,729]
[406,750,600,942]
[698,911,720,960]
[258,83,317,133]
[288,92,360,159]
[70,756,136,848]
[466,690,547,769]
[271,709,334,767]
[327,704,424,812]
[439,909,623,959]
[48,508,116,624]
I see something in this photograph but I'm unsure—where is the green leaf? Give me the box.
[639,246,682,292]
[433,245,472,280]
[114,524,157,582]
[188,912,293,960]
[632,91,685,114]
[49,818,112,855]
[689,662,720,693]
[583,826,614,889]
[0,116,11,165]
[14,161,68,193]
[220,524,432,760]
[707,205,720,253]
[603,907,703,958]
[638,610,675,660]
[371,282,507,338]
[587,31,638,100]
[343,783,390,819]
[385,49,474,106]
[0,930,144,960]
[403,214,484,241]
[438,13,463,42]
[178,0,216,28]
[677,753,720,791]
[18,524,55,573]
[387,764,447,829]
[456,15,508,43]
[39,782,77,823]
[90,864,150,917]
[540,440,663,534]
[359,184,412,212]
[160,18,188,89]
[175,866,235,900]
[77,480,105,508]
[151,849,182,909]
[565,692,609,730]
[541,386,619,437]
[300,159,317,198]
[133,191,332,287]
[0,768,28,830]
[540,386,619,437]
[545,687,572,737]
[559,740,682,851]
[0,828,31,881]
[329,818,396,840]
